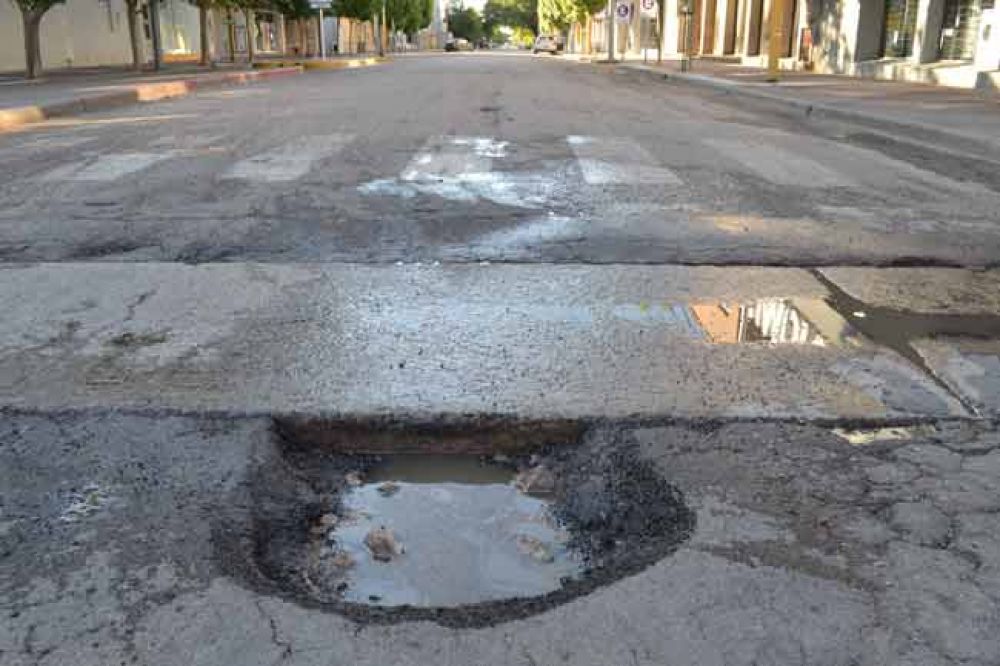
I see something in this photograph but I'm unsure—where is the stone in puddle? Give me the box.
[377,481,400,497]
[330,551,355,568]
[345,471,364,487]
[514,465,556,495]
[516,535,555,563]
[364,527,403,562]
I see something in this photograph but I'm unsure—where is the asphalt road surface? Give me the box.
[1,53,999,666]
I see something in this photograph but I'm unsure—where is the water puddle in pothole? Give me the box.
[307,456,582,606]
[239,427,695,624]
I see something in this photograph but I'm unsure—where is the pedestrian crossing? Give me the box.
[566,135,682,186]
[41,152,171,182]
[222,133,354,183]
[19,132,995,213]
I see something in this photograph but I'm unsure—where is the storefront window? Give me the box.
[939,0,983,60]
[882,0,919,56]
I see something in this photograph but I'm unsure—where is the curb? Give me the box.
[254,57,388,71]
[0,66,303,133]
[620,63,1000,162]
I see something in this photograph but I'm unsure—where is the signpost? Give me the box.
[640,0,656,63]
[614,0,631,23]
[310,0,331,58]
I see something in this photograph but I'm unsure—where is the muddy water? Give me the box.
[314,456,583,607]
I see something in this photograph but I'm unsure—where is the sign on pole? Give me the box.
[640,0,657,16]
[614,0,632,23]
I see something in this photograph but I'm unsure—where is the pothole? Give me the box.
[224,420,695,627]
[306,455,582,607]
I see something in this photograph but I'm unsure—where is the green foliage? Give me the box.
[12,0,64,15]
[537,0,602,32]
[510,24,534,45]
[421,0,434,28]
[483,0,536,34]
[334,0,375,20]
[271,0,316,17]
[447,3,483,42]
[386,0,428,33]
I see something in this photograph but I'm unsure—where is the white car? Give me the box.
[533,35,560,55]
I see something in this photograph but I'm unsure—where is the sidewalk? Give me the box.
[0,64,302,132]
[619,59,1000,159]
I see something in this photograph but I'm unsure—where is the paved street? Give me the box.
[2,54,1000,665]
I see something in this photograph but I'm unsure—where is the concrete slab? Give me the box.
[914,337,1000,416]
[3,413,999,665]
[0,262,966,418]
[821,268,1000,314]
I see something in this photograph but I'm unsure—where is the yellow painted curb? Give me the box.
[0,106,46,132]
[254,57,388,71]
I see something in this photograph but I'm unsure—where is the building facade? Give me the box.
[576,0,999,89]
[0,0,385,74]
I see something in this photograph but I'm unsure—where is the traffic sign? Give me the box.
[614,0,632,22]
[309,0,331,7]
[640,0,657,15]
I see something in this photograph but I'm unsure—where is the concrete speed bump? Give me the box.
[253,57,388,71]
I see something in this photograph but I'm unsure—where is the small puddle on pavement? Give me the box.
[308,456,582,607]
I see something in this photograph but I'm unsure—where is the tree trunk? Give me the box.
[124,0,143,69]
[227,10,237,61]
[199,2,210,65]
[245,9,255,63]
[21,10,43,79]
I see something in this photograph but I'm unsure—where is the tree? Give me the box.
[273,0,314,55]
[12,0,64,79]
[446,4,483,42]
[123,0,143,69]
[196,0,214,65]
[483,0,536,35]
[386,0,425,37]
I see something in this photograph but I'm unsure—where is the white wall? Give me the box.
[0,0,203,74]
[1,0,134,72]
[159,0,201,54]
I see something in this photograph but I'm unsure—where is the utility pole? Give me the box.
[605,0,615,62]
[766,0,785,81]
[148,0,162,70]
[319,8,326,58]
[380,1,387,56]
[680,0,693,72]
[656,0,665,63]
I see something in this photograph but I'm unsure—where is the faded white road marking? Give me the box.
[705,138,853,187]
[566,135,682,186]
[41,153,170,182]
[224,133,353,182]
[400,136,508,182]
[359,136,548,208]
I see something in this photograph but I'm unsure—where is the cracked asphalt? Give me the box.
[1,53,1000,665]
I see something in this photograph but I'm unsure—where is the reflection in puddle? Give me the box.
[832,425,937,446]
[310,456,582,607]
[690,298,865,347]
[618,298,866,347]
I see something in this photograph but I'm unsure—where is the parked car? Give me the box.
[532,35,560,55]
[445,38,472,52]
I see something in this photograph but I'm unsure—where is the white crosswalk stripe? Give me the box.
[223,133,354,182]
[360,136,549,207]
[704,138,853,187]
[41,152,170,182]
[566,135,682,185]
